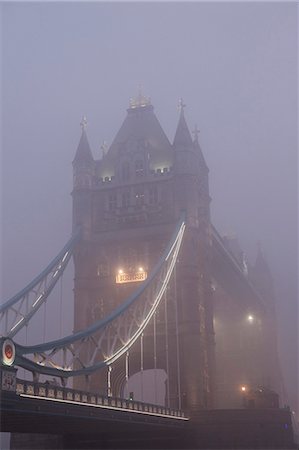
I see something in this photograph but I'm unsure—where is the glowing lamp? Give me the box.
[2,339,16,366]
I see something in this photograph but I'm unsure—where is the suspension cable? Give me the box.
[14,217,186,380]
[43,300,47,343]
[125,351,129,384]
[165,288,170,408]
[140,332,144,402]
[107,366,112,397]
[19,217,185,354]
[1,228,82,338]
[24,324,28,380]
[59,274,63,338]
[153,311,157,405]
[174,262,182,409]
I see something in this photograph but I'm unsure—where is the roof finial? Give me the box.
[192,124,200,142]
[177,98,186,112]
[129,85,151,109]
[80,116,87,131]
[100,140,108,157]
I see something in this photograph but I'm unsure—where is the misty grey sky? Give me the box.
[1,2,297,411]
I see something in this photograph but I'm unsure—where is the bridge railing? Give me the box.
[15,378,187,419]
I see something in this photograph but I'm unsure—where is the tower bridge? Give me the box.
[0,96,295,449]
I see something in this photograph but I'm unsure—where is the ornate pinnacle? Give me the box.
[80,116,87,131]
[100,140,108,157]
[129,85,151,109]
[177,98,186,112]
[192,125,200,141]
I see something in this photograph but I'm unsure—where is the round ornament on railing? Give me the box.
[2,339,16,366]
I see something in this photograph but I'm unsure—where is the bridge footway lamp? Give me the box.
[0,338,17,394]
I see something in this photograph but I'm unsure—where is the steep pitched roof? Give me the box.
[193,134,209,172]
[73,129,94,164]
[173,109,193,148]
[104,103,173,169]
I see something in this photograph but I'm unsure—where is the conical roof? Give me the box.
[73,129,94,164]
[104,103,173,170]
[173,109,193,147]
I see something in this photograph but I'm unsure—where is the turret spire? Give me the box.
[173,98,193,147]
[129,85,151,109]
[73,116,94,164]
[178,98,186,113]
[100,140,108,158]
[192,123,209,172]
[80,116,88,131]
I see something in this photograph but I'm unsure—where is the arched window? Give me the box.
[97,258,109,277]
[135,185,145,208]
[121,161,130,181]
[135,159,144,177]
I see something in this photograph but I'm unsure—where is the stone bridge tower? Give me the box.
[72,94,215,413]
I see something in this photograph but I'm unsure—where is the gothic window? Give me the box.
[123,248,137,271]
[121,161,130,182]
[135,185,145,208]
[135,159,144,177]
[149,185,158,205]
[122,191,130,209]
[108,193,117,211]
[97,259,109,277]
[91,298,105,321]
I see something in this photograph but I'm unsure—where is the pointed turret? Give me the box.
[73,117,94,165]
[73,117,94,191]
[192,125,209,173]
[173,99,193,148]
[173,99,198,176]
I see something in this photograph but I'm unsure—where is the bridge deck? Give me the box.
[1,378,188,436]
[2,388,296,449]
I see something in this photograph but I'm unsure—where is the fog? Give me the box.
[1,2,297,414]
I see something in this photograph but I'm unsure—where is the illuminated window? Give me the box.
[135,160,144,177]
